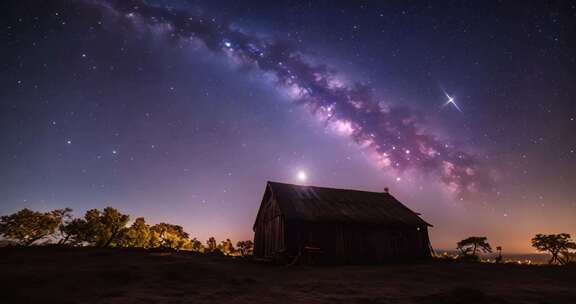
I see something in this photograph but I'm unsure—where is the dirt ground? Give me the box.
[1,247,574,304]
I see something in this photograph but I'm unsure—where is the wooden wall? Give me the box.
[254,197,285,258]
[284,222,432,263]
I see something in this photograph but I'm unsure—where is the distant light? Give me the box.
[395,177,402,182]
[112,150,117,155]
[66,140,72,145]
[224,41,232,48]
[297,170,308,182]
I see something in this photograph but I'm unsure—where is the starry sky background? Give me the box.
[1,0,575,252]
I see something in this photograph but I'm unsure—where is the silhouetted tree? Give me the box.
[206,237,217,252]
[0,208,66,246]
[531,233,576,265]
[495,246,503,263]
[150,223,189,250]
[60,218,89,246]
[236,240,254,256]
[65,207,130,247]
[457,236,492,257]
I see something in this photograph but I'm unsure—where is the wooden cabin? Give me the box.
[253,181,433,263]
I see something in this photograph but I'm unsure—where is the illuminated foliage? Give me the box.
[186,237,205,252]
[218,238,235,255]
[236,240,254,256]
[206,237,217,252]
[0,208,67,246]
[1,207,252,257]
[150,223,190,250]
[119,217,152,248]
[61,207,130,247]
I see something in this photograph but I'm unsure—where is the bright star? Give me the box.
[442,90,462,112]
[297,170,308,182]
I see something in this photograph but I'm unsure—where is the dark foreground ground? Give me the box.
[1,247,575,304]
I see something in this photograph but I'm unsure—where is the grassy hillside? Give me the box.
[1,247,575,304]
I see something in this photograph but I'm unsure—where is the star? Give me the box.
[442,90,462,112]
[297,170,308,182]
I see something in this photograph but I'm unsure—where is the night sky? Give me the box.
[1,0,575,252]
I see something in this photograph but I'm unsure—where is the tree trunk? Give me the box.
[550,250,559,264]
[58,234,70,245]
[103,229,119,248]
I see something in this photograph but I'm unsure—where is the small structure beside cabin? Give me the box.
[253,181,433,263]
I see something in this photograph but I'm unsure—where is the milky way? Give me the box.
[89,0,493,197]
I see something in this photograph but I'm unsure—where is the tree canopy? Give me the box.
[236,240,254,257]
[0,208,70,246]
[457,236,492,257]
[206,237,218,252]
[0,207,255,258]
[150,223,190,250]
[119,217,152,248]
[187,238,205,252]
[68,207,131,247]
[531,233,576,265]
[218,238,235,255]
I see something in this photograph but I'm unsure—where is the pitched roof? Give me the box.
[266,181,432,227]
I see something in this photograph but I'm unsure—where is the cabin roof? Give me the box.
[263,181,432,227]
